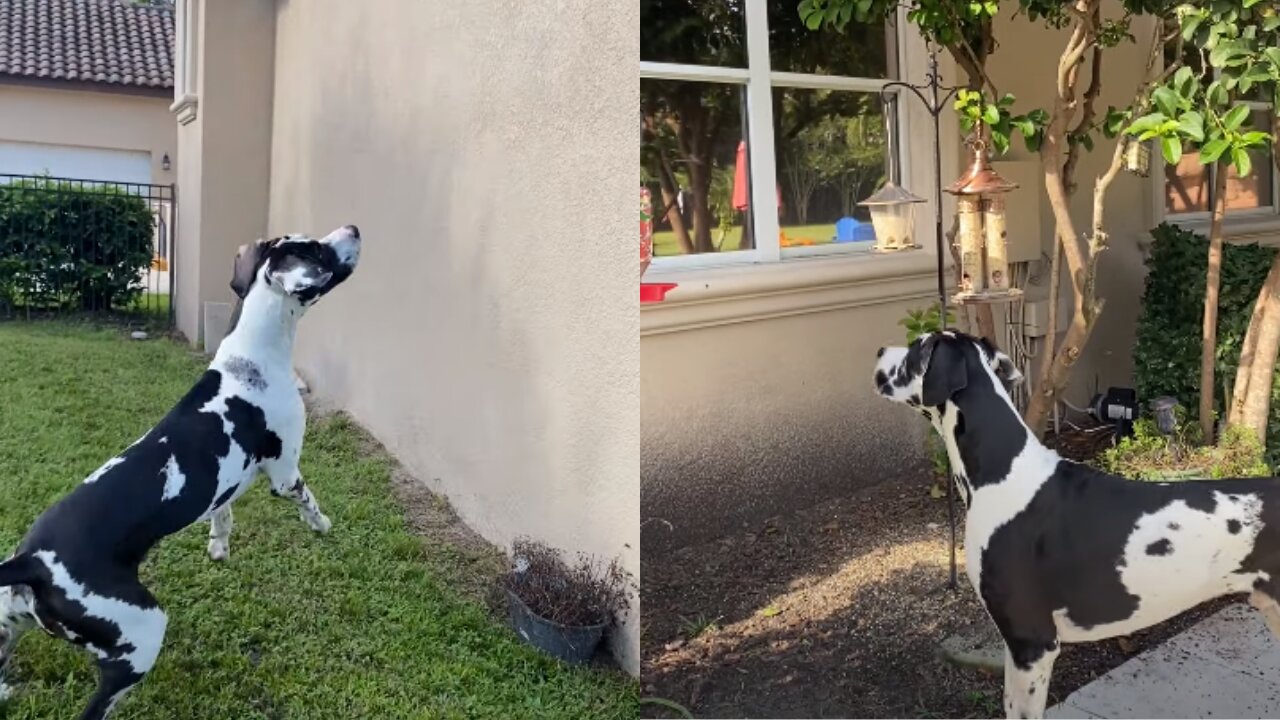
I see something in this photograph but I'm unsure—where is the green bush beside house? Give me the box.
[0,177,154,314]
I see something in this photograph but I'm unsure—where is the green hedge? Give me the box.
[1134,222,1280,467]
[0,177,154,313]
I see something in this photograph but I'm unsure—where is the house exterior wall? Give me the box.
[265,0,639,672]
[0,82,175,184]
[641,7,1160,554]
[173,0,276,346]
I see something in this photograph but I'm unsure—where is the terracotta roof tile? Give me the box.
[0,0,173,90]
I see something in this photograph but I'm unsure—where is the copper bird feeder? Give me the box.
[945,140,1022,304]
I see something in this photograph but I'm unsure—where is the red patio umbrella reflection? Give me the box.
[731,140,782,212]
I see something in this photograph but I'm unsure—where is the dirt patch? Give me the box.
[340,418,507,607]
[641,468,1233,718]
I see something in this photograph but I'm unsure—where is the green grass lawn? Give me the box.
[651,222,846,256]
[0,322,636,719]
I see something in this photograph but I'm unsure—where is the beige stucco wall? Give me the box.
[173,0,276,345]
[642,254,942,552]
[265,0,639,673]
[0,82,175,184]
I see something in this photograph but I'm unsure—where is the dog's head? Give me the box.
[873,331,1023,409]
[230,225,362,307]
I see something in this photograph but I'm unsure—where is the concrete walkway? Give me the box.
[1048,603,1280,718]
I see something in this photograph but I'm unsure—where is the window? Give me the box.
[640,0,903,266]
[170,0,200,125]
[1162,47,1277,221]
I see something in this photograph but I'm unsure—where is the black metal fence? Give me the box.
[0,173,175,327]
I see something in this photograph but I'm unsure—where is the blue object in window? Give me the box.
[834,217,875,243]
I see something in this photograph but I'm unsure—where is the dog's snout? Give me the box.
[343,224,360,239]
[877,347,885,358]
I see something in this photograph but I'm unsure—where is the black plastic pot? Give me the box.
[506,589,607,665]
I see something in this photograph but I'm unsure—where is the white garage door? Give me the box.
[0,141,152,184]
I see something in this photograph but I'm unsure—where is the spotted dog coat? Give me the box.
[874,331,1280,719]
[0,226,361,719]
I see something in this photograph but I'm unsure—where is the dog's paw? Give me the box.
[306,511,332,534]
[207,539,230,561]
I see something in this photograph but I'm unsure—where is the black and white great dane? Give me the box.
[875,330,1280,719]
[0,225,361,719]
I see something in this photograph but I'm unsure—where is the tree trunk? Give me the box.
[1228,253,1280,426]
[654,152,694,255]
[1233,254,1280,440]
[687,162,715,254]
[1200,166,1229,442]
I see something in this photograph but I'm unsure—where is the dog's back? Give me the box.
[18,366,280,570]
[983,460,1280,642]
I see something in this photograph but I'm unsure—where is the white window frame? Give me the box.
[640,0,911,270]
[170,0,200,125]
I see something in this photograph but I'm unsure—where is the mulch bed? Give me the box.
[641,424,1237,718]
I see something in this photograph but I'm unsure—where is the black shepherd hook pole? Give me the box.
[880,42,964,591]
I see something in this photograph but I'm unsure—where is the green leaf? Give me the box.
[1177,111,1205,142]
[758,605,782,618]
[1174,66,1196,98]
[1182,14,1204,42]
[1208,80,1229,107]
[1126,112,1167,136]
[1081,133,1094,152]
[1242,130,1271,146]
[983,104,1001,126]
[1153,86,1180,118]
[1224,104,1251,131]
[1202,137,1231,164]
[1266,47,1280,72]
[1233,146,1253,177]
[1161,136,1183,165]
[992,131,1010,156]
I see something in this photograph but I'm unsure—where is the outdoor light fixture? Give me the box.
[945,141,1021,304]
[859,97,925,253]
[161,153,171,172]
[1123,137,1151,177]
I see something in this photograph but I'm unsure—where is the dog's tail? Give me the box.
[0,554,38,588]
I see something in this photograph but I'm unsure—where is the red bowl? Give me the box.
[640,282,678,304]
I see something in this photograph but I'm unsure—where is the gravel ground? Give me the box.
[641,436,1232,718]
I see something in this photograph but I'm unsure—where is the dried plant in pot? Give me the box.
[502,538,632,665]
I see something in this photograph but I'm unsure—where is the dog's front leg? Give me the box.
[1003,640,1059,719]
[207,506,233,561]
[266,465,331,534]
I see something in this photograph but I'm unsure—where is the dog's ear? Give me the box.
[229,238,278,299]
[921,335,968,407]
[992,349,1024,385]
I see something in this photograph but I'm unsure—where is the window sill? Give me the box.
[641,249,948,335]
[170,94,199,126]
[1166,214,1280,247]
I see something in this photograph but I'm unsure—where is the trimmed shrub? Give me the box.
[0,177,154,313]
[1133,222,1280,468]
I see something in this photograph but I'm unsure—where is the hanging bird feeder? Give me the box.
[945,140,1022,304]
[859,96,925,253]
